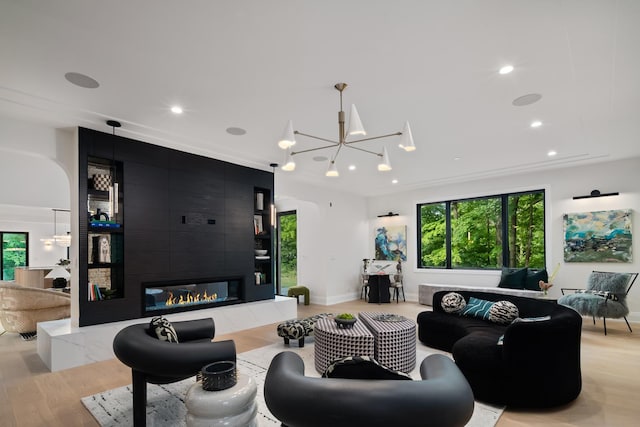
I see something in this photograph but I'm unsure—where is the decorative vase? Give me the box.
[201,361,237,391]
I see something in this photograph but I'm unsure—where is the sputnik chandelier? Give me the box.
[277,83,415,177]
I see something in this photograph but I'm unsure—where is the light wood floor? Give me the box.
[1,299,639,426]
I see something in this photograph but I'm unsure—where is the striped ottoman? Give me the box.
[358,312,416,373]
[313,317,375,374]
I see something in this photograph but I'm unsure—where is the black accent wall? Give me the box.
[78,127,274,326]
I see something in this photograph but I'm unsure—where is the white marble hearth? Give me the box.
[37,296,297,372]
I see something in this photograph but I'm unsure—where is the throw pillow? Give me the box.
[323,355,412,380]
[525,268,548,291]
[497,267,528,289]
[587,271,631,295]
[488,300,519,325]
[150,316,179,343]
[441,292,467,314]
[460,297,495,321]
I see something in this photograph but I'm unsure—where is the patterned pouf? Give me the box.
[276,313,332,347]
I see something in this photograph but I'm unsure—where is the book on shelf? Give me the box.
[90,220,121,228]
[253,215,263,234]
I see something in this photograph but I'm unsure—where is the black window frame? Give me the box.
[1,231,30,280]
[416,189,545,270]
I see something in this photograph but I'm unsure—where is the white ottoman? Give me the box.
[185,373,258,427]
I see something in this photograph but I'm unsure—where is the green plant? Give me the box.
[336,313,355,320]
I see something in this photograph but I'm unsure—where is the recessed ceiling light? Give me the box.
[392,179,398,184]
[348,165,356,171]
[226,127,246,135]
[547,150,557,157]
[530,120,542,128]
[64,72,99,89]
[313,156,328,162]
[513,93,542,107]
[453,157,461,161]
[499,65,514,75]
[170,106,183,114]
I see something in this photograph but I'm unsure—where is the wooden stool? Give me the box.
[287,286,310,305]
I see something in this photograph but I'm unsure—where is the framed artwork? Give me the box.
[563,209,632,262]
[375,225,407,261]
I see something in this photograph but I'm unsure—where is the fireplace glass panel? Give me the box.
[144,279,240,313]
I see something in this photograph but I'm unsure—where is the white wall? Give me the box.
[367,156,640,320]
[0,117,73,269]
[275,177,369,304]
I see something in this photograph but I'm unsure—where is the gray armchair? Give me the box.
[559,271,638,335]
[264,351,474,427]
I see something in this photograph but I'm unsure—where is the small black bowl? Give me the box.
[335,318,357,329]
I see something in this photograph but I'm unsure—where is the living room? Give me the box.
[2,1,640,426]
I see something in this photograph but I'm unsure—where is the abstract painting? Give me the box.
[563,209,632,262]
[375,225,407,261]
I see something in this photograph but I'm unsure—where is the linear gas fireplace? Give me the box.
[143,277,243,316]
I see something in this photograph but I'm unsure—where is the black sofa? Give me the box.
[113,318,236,427]
[417,290,582,408]
[264,351,475,427]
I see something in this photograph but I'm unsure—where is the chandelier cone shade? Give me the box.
[277,82,415,176]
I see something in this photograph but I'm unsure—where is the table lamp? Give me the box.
[45,265,71,288]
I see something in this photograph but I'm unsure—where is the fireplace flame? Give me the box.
[165,290,218,306]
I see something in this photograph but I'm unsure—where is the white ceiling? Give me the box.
[1,0,639,197]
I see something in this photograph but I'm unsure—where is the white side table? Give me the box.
[185,373,258,427]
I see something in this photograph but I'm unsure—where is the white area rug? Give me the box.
[82,342,504,427]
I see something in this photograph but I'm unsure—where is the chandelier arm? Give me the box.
[344,145,383,157]
[344,132,403,145]
[292,143,341,156]
[331,143,344,161]
[294,131,339,145]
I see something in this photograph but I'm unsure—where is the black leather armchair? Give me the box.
[264,351,474,427]
[113,317,236,427]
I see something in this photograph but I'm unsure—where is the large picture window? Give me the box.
[417,190,545,269]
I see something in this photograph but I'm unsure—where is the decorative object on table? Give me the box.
[201,361,237,391]
[277,82,416,177]
[372,313,407,322]
[45,265,71,288]
[375,225,407,261]
[563,209,632,262]
[335,313,357,328]
[538,281,553,295]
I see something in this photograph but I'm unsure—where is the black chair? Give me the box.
[113,317,236,427]
[264,351,474,427]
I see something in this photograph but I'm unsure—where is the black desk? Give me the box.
[367,274,391,303]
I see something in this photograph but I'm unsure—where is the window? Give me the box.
[417,190,545,269]
[1,232,29,280]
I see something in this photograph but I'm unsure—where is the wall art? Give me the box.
[375,225,407,261]
[563,209,632,262]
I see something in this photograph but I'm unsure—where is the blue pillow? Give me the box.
[460,297,495,320]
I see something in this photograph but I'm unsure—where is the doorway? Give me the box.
[277,210,297,296]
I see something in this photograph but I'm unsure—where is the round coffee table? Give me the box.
[313,317,375,374]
